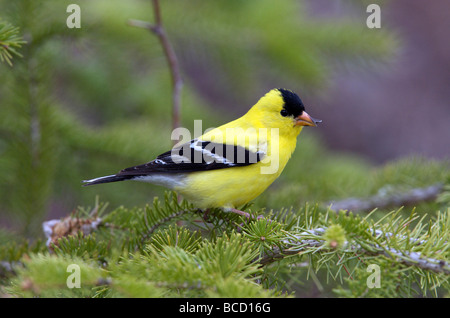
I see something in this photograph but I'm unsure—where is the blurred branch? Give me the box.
[326,183,444,213]
[128,0,183,133]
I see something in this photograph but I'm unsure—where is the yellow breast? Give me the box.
[176,129,299,209]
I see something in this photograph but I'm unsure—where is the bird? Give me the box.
[83,88,321,218]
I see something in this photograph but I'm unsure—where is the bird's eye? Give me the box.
[280,109,288,117]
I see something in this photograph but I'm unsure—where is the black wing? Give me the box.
[117,139,265,176]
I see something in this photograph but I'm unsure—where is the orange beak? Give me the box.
[295,111,322,127]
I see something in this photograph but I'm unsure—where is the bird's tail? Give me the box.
[82,174,134,186]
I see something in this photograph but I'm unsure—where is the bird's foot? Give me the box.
[202,208,210,222]
[229,208,264,220]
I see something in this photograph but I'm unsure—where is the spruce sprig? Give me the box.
[0,20,26,66]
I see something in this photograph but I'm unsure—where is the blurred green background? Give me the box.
[0,0,449,238]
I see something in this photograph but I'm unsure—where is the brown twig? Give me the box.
[128,0,183,133]
[140,209,188,244]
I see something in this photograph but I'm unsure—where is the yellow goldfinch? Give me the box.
[83,88,321,217]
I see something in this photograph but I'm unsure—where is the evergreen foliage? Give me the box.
[0,0,448,298]
[1,192,449,297]
[0,19,25,66]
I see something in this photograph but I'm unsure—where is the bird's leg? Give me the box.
[202,208,211,222]
[229,208,265,220]
[229,208,251,218]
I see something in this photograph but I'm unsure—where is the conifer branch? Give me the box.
[128,0,183,132]
[259,226,450,275]
[0,20,26,66]
[370,247,449,274]
[141,209,189,242]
